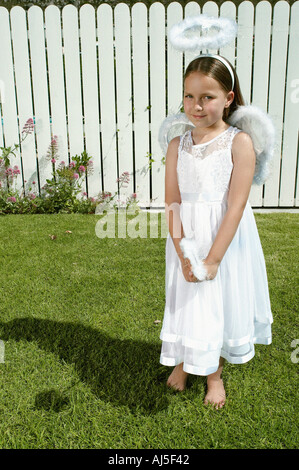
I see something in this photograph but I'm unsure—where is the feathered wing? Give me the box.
[228,105,276,185]
[158,113,195,154]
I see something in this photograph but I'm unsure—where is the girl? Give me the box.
[160,55,273,409]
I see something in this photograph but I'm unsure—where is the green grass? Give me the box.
[0,212,298,449]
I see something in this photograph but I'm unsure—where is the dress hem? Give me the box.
[159,321,272,350]
[159,336,272,376]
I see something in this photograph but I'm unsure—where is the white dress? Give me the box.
[160,125,273,376]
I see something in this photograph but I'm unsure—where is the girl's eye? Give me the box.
[204,96,212,100]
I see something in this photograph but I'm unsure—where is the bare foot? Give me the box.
[167,363,188,391]
[204,377,226,409]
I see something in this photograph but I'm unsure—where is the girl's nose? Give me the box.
[194,101,203,110]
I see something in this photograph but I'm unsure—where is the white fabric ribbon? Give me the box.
[180,191,225,203]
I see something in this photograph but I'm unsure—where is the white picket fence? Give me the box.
[0,1,298,208]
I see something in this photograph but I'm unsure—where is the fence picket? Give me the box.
[62,5,84,165]
[28,6,52,192]
[249,1,272,207]
[279,1,299,206]
[184,2,201,69]
[10,7,37,194]
[79,4,101,197]
[45,6,68,168]
[132,2,150,207]
[97,4,117,197]
[149,2,166,207]
[264,1,290,207]
[0,7,22,191]
[114,3,134,204]
[167,2,183,116]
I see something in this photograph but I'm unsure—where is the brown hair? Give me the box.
[183,56,245,122]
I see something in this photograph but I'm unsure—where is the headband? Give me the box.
[194,53,235,90]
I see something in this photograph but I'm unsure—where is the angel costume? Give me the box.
[160,125,273,376]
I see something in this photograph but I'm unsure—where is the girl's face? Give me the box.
[183,72,234,130]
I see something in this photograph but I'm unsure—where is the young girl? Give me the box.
[160,55,273,409]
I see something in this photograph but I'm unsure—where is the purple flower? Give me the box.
[22,118,34,135]
[46,135,59,161]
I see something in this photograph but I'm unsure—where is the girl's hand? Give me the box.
[202,259,219,281]
[181,258,198,283]
[181,258,219,282]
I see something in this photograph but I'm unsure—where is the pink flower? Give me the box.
[7,196,16,203]
[132,193,137,199]
[60,161,65,166]
[29,193,36,200]
[82,191,87,197]
[22,118,34,135]
[46,135,59,161]
[51,158,56,164]
[73,173,79,179]
[78,165,85,173]
[32,181,36,184]
[69,162,76,168]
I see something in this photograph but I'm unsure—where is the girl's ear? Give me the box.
[225,91,235,108]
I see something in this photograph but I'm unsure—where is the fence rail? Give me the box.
[0,1,298,208]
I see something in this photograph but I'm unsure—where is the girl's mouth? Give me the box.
[193,115,206,119]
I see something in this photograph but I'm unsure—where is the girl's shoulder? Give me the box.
[231,127,254,146]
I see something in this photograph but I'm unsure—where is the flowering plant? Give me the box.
[0,118,139,214]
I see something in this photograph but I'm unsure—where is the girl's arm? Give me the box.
[204,131,256,276]
[164,137,196,282]
[164,137,184,262]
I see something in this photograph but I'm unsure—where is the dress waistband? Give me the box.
[180,192,226,203]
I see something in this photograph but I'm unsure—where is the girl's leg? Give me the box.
[204,357,226,409]
[167,362,188,391]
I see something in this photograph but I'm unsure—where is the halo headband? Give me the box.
[194,54,235,90]
[169,15,238,52]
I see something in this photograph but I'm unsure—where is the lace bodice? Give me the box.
[177,126,241,197]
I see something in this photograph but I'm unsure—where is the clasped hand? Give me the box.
[181,257,218,283]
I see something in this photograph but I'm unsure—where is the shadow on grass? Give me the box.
[0,317,170,416]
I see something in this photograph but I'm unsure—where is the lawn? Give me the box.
[0,212,298,449]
